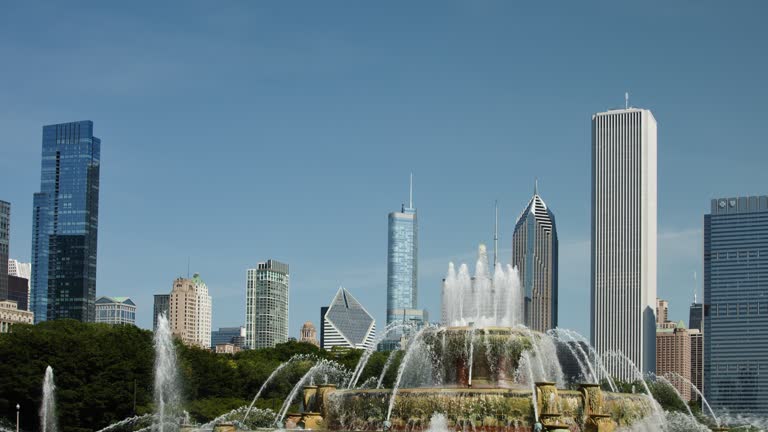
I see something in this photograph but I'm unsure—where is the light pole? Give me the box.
[16,403,20,432]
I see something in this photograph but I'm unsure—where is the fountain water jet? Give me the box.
[41,366,57,432]
[386,325,431,422]
[153,313,181,432]
[664,371,720,427]
[242,354,316,422]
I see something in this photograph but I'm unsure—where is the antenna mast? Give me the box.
[625,92,629,109]
[409,173,413,209]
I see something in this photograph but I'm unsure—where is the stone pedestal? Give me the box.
[584,413,614,432]
[317,384,337,419]
[579,383,604,416]
[535,382,559,417]
[212,423,236,432]
[300,412,324,430]
[303,385,318,412]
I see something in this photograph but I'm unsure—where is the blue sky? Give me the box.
[1,2,767,337]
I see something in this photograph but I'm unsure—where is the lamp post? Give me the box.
[16,403,20,432]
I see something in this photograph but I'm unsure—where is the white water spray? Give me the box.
[41,366,57,432]
[154,313,181,432]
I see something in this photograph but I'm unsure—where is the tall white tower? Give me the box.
[591,107,657,380]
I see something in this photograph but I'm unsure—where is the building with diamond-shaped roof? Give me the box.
[321,287,376,350]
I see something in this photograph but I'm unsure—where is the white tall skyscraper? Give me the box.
[245,260,289,349]
[591,107,657,380]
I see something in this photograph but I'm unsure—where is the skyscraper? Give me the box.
[153,294,170,331]
[704,196,768,415]
[0,201,9,301]
[8,259,31,311]
[591,107,657,380]
[169,274,212,348]
[689,301,703,332]
[31,121,101,323]
[512,184,558,332]
[386,175,425,327]
[321,287,376,350]
[656,320,692,401]
[245,260,289,349]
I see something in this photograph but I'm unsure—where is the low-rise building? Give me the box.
[212,326,246,348]
[95,296,137,325]
[0,299,33,332]
[215,343,242,354]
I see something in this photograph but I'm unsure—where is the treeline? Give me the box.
[0,320,397,432]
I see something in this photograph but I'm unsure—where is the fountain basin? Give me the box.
[323,386,653,431]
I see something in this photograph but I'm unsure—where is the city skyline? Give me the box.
[1,3,767,337]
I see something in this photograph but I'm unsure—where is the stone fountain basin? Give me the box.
[325,387,654,431]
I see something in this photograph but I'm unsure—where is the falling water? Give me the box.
[467,328,476,386]
[243,354,316,422]
[654,375,694,419]
[664,371,720,427]
[426,413,449,432]
[558,329,617,392]
[41,366,58,432]
[549,329,594,383]
[377,350,400,389]
[153,313,181,432]
[518,352,538,422]
[348,322,412,389]
[386,326,431,422]
[442,245,523,327]
[275,359,349,425]
[95,414,155,432]
[602,351,663,424]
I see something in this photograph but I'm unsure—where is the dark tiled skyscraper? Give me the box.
[704,196,768,415]
[31,121,101,323]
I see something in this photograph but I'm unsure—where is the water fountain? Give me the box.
[41,366,58,432]
[154,313,182,432]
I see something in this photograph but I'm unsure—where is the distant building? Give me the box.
[0,300,33,332]
[8,259,31,311]
[245,260,289,349]
[153,294,170,332]
[656,299,675,330]
[656,320,692,401]
[322,287,376,350]
[300,321,319,347]
[95,296,137,325]
[512,183,558,332]
[0,201,9,301]
[690,328,703,401]
[212,326,246,348]
[591,108,657,381]
[214,343,241,355]
[387,176,426,328]
[169,274,212,348]
[704,196,768,415]
[689,301,703,332]
[31,121,101,323]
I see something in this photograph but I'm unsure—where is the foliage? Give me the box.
[0,321,395,432]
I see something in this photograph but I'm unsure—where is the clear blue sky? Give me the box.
[1,2,767,337]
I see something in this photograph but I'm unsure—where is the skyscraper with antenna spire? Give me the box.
[385,174,426,335]
[512,179,558,332]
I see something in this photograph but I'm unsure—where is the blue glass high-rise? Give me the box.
[386,177,425,330]
[31,121,101,323]
[704,196,768,415]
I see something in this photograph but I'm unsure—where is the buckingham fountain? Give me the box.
[89,245,761,432]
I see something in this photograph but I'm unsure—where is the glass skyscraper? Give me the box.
[31,121,101,323]
[245,260,289,349]
[512,184,558,332]
[386,176,425,328]
[704,195,768,415]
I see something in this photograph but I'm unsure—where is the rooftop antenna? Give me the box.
[409,172,413,209]
[187,257,190,279]
[493,200,499,267]
[534,177,539,195]
[693,271,698,304]
[625,92,629,109]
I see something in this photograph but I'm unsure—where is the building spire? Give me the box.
[534,178,538,196]
[493,200,499,267]
[409,172,413,209]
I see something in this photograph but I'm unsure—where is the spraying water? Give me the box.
[664,371,720,427]
[153,313,181,432]
[386,326,431,422]
[517,352,538,422]
[243,354,316,422]
[377,350,400,389]
[654,375,694,419]
[442,245,523,327]
[41,366,58,432]
[348,322,412,389]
